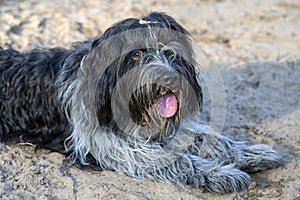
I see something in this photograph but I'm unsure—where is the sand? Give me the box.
[0,0,299,199]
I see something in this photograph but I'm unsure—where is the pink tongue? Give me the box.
[157,93,178,118]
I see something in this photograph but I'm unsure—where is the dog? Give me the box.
[0,12,283,194]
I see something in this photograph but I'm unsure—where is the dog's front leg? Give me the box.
[159,153,251,194]
[190,131,283,173]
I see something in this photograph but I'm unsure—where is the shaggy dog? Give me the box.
[0,12,283,194]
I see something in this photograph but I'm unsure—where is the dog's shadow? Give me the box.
[200,59,300,163]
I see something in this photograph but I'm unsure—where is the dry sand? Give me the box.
[0,0,299,199]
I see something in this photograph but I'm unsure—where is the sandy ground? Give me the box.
[0,0,300,199]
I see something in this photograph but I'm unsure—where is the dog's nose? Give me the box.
[159,70,178,85]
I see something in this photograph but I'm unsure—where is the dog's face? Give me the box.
[80,12,202,143]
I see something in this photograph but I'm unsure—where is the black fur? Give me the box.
[0,47,68,146]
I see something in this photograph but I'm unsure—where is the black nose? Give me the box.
[158,70,178,85]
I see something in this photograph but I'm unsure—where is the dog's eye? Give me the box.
[132,50,143,61]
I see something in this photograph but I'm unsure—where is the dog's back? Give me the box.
[0,47,69,148]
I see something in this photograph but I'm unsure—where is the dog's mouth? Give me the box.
[128,85,180,127]
[156,92,178,118]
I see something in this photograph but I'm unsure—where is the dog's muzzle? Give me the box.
[154,70,180,118]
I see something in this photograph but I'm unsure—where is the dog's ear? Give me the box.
[91,17,138,49]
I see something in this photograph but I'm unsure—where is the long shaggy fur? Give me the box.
[0,12,283,194]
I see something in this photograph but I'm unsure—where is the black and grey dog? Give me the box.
[0,12,283,194]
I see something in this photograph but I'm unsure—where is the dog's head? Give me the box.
[77,12,202,145]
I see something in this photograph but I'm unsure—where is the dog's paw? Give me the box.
[236,144,284,173]
[200,164,251,194]
[186,154,251,194]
